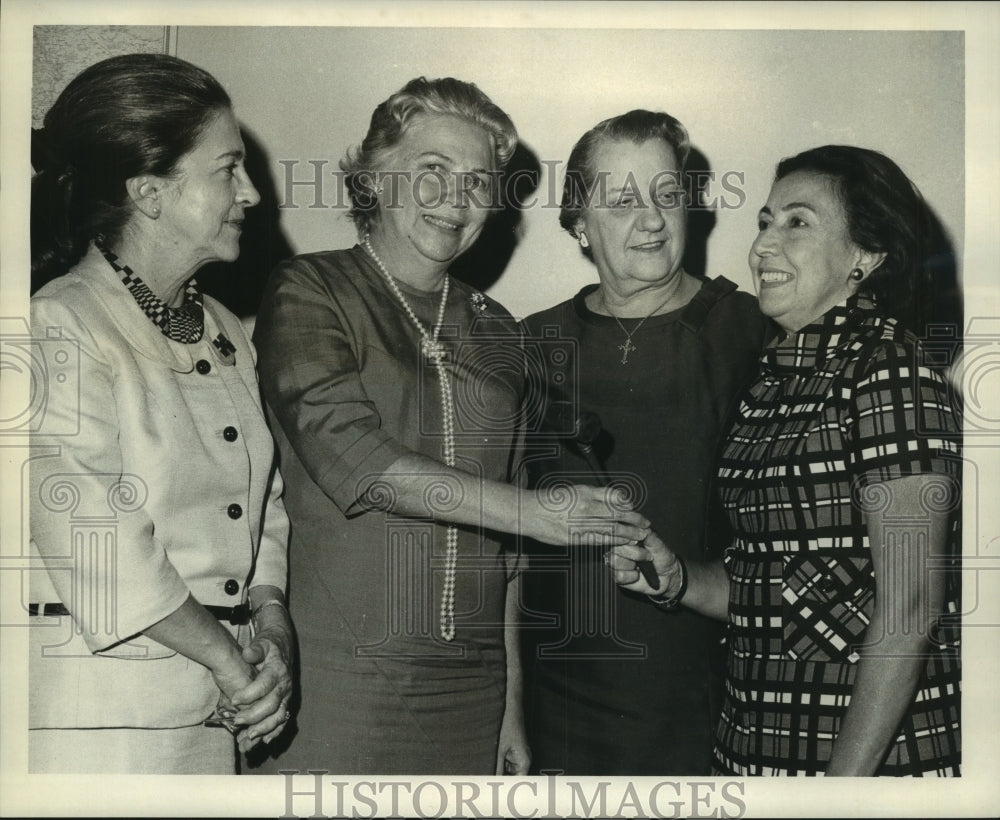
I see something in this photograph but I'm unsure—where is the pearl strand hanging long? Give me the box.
[362,239,459,641]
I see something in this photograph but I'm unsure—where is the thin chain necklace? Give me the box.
[604,277,685,365]
[362,238,459,642]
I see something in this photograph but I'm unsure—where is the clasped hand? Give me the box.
[214,625,295,753]
[606,530,681,597]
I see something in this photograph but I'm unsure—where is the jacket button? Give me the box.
[818,573,837,594]
[227,503,243,519]
[196,359,212,375]
[224,579,239,596]
[223,426,238,442]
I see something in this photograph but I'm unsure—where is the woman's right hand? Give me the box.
[607,529,683,597]
[523,484,650,546]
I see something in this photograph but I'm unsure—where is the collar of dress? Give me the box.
[761,293,884,378]
[70,242,229,373]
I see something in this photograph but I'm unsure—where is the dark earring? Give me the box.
[850,268,864,282]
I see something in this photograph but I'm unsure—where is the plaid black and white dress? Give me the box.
[712,295,961,776]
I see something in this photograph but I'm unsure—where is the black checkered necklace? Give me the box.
[95,235,205,344]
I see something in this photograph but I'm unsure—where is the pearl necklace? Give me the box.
[362,239,459,642]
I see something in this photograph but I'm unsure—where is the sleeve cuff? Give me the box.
[323,433,410,515]
[88,576,191,654]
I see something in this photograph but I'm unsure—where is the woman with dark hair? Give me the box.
[519,110,770,774]
[29,53,292,774]
[610,145,962,776]
[252,77,648,775]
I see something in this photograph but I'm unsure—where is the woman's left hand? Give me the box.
[230,602,295,753]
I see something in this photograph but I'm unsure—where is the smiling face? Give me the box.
[156,108,259,270]
[369,113,495,281]
[750,170,872,334]
[575,137,687,297]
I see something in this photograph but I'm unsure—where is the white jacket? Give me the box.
[29,244,288,729]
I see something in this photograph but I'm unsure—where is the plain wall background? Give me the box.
[174,27,964,320]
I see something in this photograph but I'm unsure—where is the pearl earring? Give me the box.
[579,231,590,249]
[850,268,864,282]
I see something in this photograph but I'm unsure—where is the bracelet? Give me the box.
[647,554,687,609]
[251,598,287,624]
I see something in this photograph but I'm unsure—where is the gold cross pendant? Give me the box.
[618,338,636,364]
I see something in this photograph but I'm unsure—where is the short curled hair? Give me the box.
[775,145,931,325]
[341,76,518,237]
[559,109,690,238]
[31,53,231,285]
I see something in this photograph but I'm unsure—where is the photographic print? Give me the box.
[1,1,997,817]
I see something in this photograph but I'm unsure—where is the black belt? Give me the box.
[28,602,250,626]
[27,603,70,617]
[204,603,251,625]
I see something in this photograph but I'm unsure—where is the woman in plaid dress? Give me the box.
[609,145,961,776]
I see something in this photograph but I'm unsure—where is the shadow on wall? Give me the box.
[681,146,718,281]
[450,141,541,293]
[919,204,962,337]
[199,125,294,319]
[915,203,963,380]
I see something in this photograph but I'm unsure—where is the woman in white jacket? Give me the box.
[28,53,291,774]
